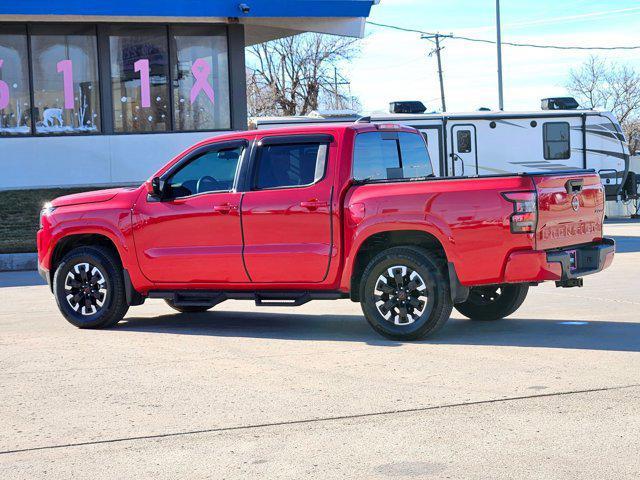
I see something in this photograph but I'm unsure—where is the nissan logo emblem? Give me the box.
[571,195,580,212]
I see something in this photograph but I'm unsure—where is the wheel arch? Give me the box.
[50,233,123,280]
[348,229,450,302]
[48,232,144,306]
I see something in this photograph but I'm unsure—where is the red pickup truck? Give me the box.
[37,122,614,340]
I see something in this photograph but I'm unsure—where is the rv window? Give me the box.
[543,122,570,160]
[352,131,432,181]
[456,130,472,153]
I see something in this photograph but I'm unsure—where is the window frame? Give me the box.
[159,139,248,200]
[0,24,31,137]
[28,23,102,136]
[249,137,331,191]
[169,24,231,132]
[543,121,571,160]
[0,22,234,138]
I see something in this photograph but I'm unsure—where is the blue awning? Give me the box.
[0,0,376,18]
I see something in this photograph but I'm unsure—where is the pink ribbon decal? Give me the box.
[190,58,215,105]
[0,60,9,110]
[56,60,74,109]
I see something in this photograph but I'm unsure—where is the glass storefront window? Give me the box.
[31,28,101,135]
[0,23,234,136]
[110,27,170,133]
[0,29,31,135]
[171,27,230,131]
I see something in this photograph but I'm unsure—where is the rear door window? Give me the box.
[353,131,432,181]
[253,143,327,190]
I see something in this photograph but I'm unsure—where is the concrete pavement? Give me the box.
[1,220,639,479]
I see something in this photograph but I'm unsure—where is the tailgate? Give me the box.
[533,172,605,250]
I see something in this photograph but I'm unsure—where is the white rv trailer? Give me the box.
[252,103,633,202]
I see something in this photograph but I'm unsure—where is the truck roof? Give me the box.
[203,121,419,144]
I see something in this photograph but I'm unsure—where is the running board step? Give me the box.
[254,293,312,307]
[147,290,346,308]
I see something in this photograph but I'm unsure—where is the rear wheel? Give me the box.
[53,246,129,329]
[454,284,529,321]
[164,299,213,313]
[360,246,453,341]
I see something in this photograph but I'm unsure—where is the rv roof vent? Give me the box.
[541,97,579,110]
[389,101,427,114]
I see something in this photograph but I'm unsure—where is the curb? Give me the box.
[0,253,38,272]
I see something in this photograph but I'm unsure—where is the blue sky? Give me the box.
[347,0,640,113]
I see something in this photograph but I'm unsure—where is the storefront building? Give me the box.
[0,1,376,189]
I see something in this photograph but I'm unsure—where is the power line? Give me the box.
[366,20,640,51]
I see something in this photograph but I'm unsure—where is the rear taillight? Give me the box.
[502,191,537,234]
[597,184,606,222]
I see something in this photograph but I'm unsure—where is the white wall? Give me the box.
[0,132,224,190]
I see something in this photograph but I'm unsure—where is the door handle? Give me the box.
[213,203,238,214]
[565,179,583,194]
[451,153,465,176]
[300,200,328,210]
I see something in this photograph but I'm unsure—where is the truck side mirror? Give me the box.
[146,177,164,198]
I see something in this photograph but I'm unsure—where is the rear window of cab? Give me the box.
[352,131,433,181]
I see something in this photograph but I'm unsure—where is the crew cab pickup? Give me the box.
[37,122,615,340]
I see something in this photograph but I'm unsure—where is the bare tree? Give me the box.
[566,56,640,154]
[246,33,360,117]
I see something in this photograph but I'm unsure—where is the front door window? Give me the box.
[166,145,242,198]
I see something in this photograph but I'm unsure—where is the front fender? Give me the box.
[38,207,138,279]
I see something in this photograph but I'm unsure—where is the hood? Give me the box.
[51,188,131,208]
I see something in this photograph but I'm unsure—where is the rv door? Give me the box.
[450,125,477,176]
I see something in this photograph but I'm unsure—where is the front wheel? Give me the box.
[53,246,129,329]
[454,284,529,321]
[360,246,453,341]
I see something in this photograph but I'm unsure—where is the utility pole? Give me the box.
[496,0,504,110]
[422,33,451,112]
[334,66,341,110]
[331,67,351,110]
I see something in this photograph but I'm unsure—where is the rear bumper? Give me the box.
[546,237,615,280]
[503,238,615,283]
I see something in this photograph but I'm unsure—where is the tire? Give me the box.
[360,246,453,341]
[53,246,129,329]
[164,299,213,313]
[454,284,529,321]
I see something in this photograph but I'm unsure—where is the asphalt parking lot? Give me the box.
[1,220,639,479]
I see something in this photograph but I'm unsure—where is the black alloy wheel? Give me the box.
[454,284,529,321]
[360,246,453,341]
[53,246,129,328]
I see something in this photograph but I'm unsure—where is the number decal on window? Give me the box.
[0,60,9,110]
[134,58,151,108]
[56,60,75,109]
